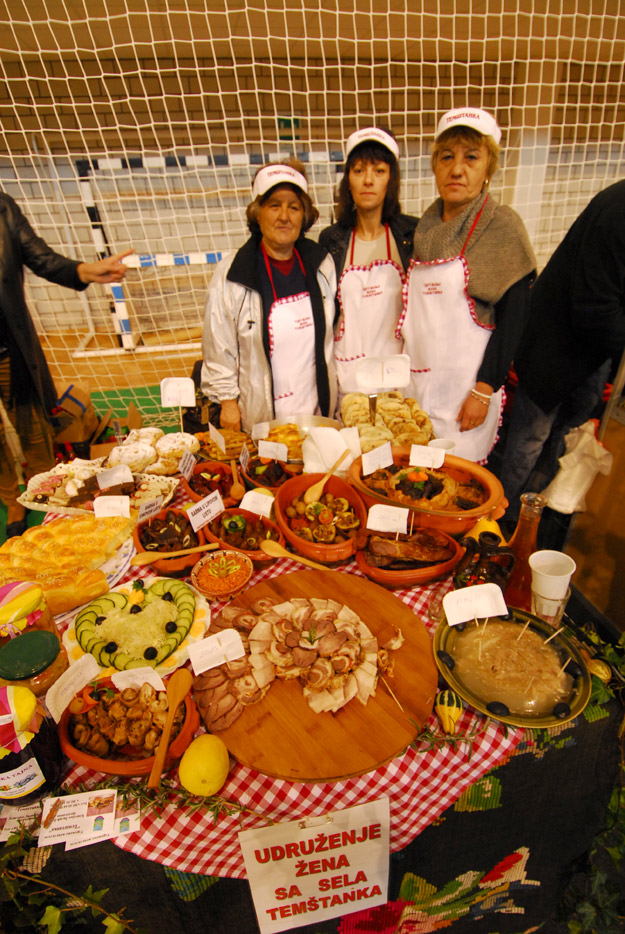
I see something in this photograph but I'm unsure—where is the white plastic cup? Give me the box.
[428,438,456,454]
[529,550,577,600]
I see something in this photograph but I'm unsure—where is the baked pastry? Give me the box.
[108,441,158,473]
[125,427,165,446]
[340,391,434,451]
[0,515,136,616]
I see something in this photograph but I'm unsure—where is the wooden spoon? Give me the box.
[229,460,245,501]
[130,542,220,566]
[303,449,350,504]
[147,667,193,789]
[259,539,328,571]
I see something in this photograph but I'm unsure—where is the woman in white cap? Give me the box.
[319,128,417,396]
[398,108,536,462]
[201,158,337,433]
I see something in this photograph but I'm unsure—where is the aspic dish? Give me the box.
[433,609,591,728]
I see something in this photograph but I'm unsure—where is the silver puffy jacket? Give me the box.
[201,237,338,433]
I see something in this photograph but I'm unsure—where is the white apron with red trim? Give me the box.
[399,252,503,462]
[268,290,318,417]
[334,226,404,394]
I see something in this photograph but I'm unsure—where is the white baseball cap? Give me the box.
[251,164,308,200]
[436,108,502,145]
[344,127,400,161]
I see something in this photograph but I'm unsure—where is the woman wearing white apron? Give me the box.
[398,108,536,463]
[201,160,337,433]
[319,128,417,397]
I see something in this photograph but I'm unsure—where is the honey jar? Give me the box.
[0,630,69,697]
[0,582,60,648]
[0,684,64,803]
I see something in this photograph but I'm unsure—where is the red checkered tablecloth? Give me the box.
[61,549,524,879]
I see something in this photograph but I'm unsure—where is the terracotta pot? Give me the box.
[133,508,207,578]
[354,532,465,590]
[204,508,286,568]
[348,447,504,537]
[180,461,236,506]
[274,474,367,565]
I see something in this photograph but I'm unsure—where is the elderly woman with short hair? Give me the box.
[398,107,536,462]
[201,159,337,433]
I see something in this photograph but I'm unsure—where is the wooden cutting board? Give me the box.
[214,570,438,782]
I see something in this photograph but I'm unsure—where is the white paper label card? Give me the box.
[239,797,390,934]
[111,668,165,693]
[258,440,287,462]
[187,490,224,532]
[97,465,133,489]
[0,801,43,841]
[39,790,117,848]
[45,654,102,723]
[138,496,164,524]
[240,442,250,472]
[366,504,409,534]
[354,354,411,392]
[361,442,393,476]
[188,629,246,674]
[93,495,130,518]
[208,421,226,453]
[408,445,444,469]
[160,377,196,407]
[252,420,270,441]
[443,582,508,626]
[179,449,196,480]
[240,489,274,517]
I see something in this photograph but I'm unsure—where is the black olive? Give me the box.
[456,622,466,632]
[487,701,510,717]
[437,650,455,669]
[104,641,118,653]
[130,604,142,614]
[165,621,177,633]
[162,592,174,603]
[553,702,571,719]
[144,647,157,660]
[95,615,105,625]
[562,660,582,678]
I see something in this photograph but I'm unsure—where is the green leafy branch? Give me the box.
[0,826,144,934]
[410,718,491,760]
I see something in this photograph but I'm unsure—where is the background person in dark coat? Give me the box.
[0,192,131,536]
[500,180,625,522]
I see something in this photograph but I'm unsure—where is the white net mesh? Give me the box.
[0,1,624,419]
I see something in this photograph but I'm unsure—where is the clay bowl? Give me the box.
[133,507,207,578]
[204,507,286,568]
[180,461,236,506]
[348,447,504,537]
[190,549,254,602]
[354,530,465,590]
[241,457,302,491]
[59,677,199,777]
[274,473,367,566]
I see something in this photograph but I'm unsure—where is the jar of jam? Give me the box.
[0,630,69,697]
[0,582,60,648]
[0,684,64,803]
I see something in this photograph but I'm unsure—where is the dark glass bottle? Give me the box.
[0,715,64,804]
[504,492,547,612]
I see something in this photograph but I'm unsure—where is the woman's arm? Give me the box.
[201,255,244,418]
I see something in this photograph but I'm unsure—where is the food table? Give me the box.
[18,478,624,932]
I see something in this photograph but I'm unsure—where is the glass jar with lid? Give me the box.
[0,684,64,803]
[0,630,69,697]
[0,581,60,649]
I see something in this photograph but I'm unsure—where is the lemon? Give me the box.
[178,733,230,796]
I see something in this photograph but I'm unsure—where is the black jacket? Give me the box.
[318,213,418,280]
[514,180,625,412]
[0,192,87,413]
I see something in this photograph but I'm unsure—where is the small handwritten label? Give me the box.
[442,583,508,626]
[93,495,130,518]
[188,629,245,674]
[160,377,195,407]
[138,496,164,523]
[366,504,409,533]
[208,422,226,453]
[252,421,270,441]
[240,489,274,517]
[361,441,393,476]
[258,440,287,461]
[187,490,224,532]
[97,465,133,489]
[409,445,444,469]
[178,449,196,480]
